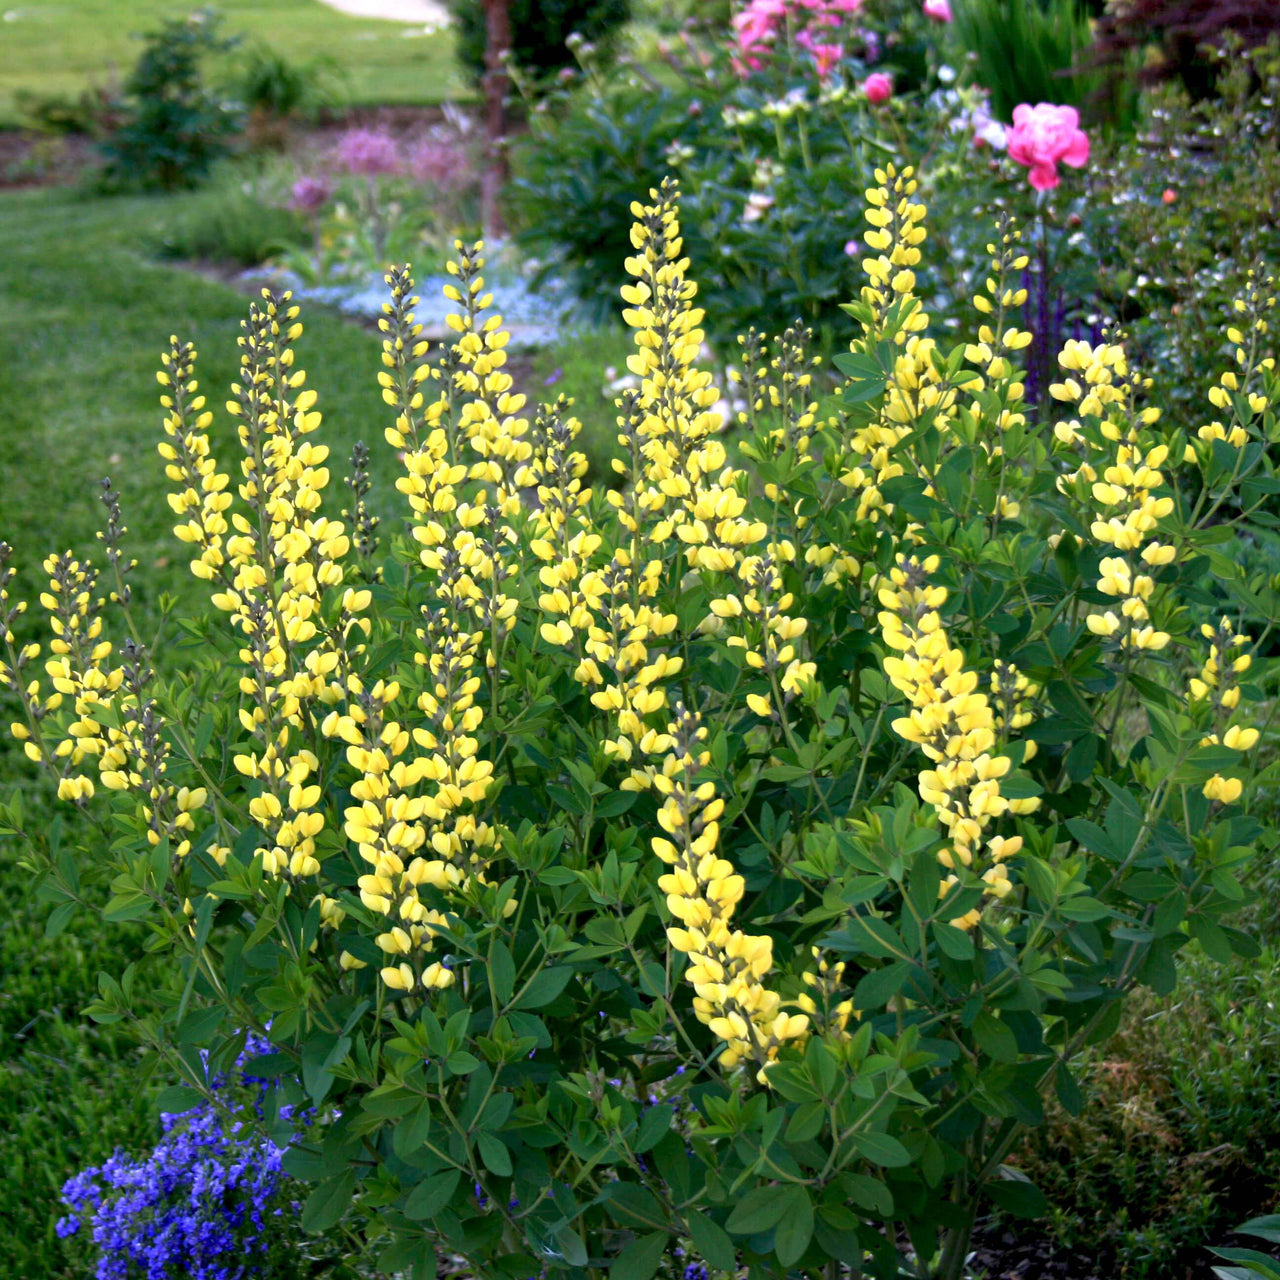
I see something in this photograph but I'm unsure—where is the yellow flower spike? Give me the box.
[376,265,509,972]
[656,700,805,1076]
[876,556,1034,928]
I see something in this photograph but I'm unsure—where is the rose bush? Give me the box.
[2,168,1278,1280]
[510,21,995,347]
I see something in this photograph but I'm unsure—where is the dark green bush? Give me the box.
[450,0,631,88]
[1092,0,1280,99]
[511,78,691,326]
[228,43,343,123]
[99,8,244,192]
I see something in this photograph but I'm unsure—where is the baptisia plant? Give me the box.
[2,168,1278,1280]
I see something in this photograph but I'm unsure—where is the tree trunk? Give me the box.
[480,0,511,238]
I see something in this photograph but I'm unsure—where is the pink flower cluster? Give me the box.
[407,137,469,192]
[732,0,863,81]
[289,175,332,214]
[1006,102,1090,191]
[334,128,402,178]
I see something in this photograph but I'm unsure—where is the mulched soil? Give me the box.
[968,1219,1280,1279]
[0,103,449,190]
[0,129,97,187]
[969,1225,1107,1280]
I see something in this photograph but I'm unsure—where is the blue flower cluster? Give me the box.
[56,1034,300,1280]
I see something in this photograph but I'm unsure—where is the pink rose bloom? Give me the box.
[809,41,844,79]
[732,0,787,53]
[1006,102,1089,191]
[922,0,951,20]
[863,71,892,103]
[796,25,843,79]
[825,0,865,11]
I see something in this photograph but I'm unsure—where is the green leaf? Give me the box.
[853,961,911,1010]
[477,1132,513,1176]
[176,1006,224,1045]
[852,1131,911,1168]
[1058,897,1111,922]
[603,1183,666,1230]
[379,1237,437,1280]
[1055,1063,1085,1117]
[1066,817,1121,862]
[612,1231,668,1280]
[635,1103,675,1153]
[404,1169,461,1221]
[1191,915,1233,963]
[972,1011,1018,1064]
[1209,1248,1280,1279]
[932,921,974,960]
[824,914,907,960]
[302,1033,351,1106]
[555,1226,589,1268]
[490,940,516,1006]
[302,1169,356,1233]
[1238,1217,1280,1245]
[595,790,640,818]
[843,1173,893,1216]
[687,1212,736,1271]
[773,1188,814,1267]
[983,1175,1048,1220]
[103,893,153,923]
[44,901,78,940]
[726,1186,791,1235]
[155,1085,205,1114]
[392,1099,433,1160]
[514,966,574,1009]
[785,1100,827,1144]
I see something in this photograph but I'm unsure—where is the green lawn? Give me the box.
[0,0,462,125]
[0,183,395,1276]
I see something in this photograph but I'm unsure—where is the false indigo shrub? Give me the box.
[2,167,1280,1280]
[56,1034,304,1280]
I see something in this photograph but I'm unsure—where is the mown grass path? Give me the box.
[0,0,459,125]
